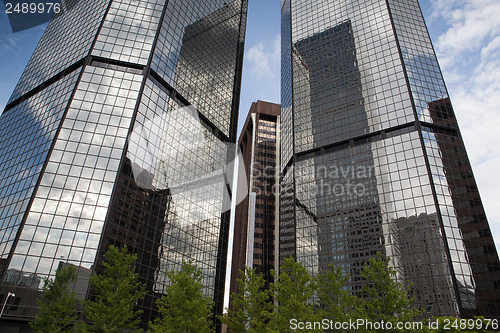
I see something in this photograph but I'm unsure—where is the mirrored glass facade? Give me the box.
[281,0,500,318]
[7,0,109,104]
[0,0,247,330]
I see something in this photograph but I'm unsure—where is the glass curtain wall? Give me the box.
[281,0,500,318]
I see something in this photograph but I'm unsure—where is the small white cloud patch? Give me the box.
[246,34,280,79]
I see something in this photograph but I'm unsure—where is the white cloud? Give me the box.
[247,41,269,78]
[429,0,500,249]
[246,34,280,79]
[481,36,500,59]
[435,0,500,50]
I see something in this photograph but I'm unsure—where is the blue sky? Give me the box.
[423,0,500,251]
[0,11,46,111]
[0,0,499,250]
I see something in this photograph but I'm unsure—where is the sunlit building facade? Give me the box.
[0,0,247,330]
[281,0,500,318]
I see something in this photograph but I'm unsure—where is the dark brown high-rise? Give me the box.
[230,101,280,301]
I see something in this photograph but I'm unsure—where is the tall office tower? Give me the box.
[230,101,280,302]
[0,0,247,330]
[281,0,500,318]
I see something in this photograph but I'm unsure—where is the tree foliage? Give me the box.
[225,254,427,333]
[33,250,485,333]
[221,267,273,333]
[148,261,214,333]
[316,264,357,328]
[30,265,78,333]
[356,253,422,332]
[84,245,145,333]
[269,257,321,332]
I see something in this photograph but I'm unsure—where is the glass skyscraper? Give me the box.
[0,0,247,330]
[281,0,500,318]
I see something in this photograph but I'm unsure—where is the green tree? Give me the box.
[357,253,421,332]
[316,264,357,331]
[84,245,145,333]
[269,257,320,332]
[148,261,214,333]
[222,267,273,333]
[30,265,78,333]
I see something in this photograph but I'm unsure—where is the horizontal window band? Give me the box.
[4,58,85,113]
[280,120,459,178]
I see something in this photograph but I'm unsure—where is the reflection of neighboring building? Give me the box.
[393,213,457,314]
[282,0,500,319]
[102,157,170,323]
[174,4,241,136]
[427,98,500,317]
[230,101,280,304]
[3,270,42,290]
[317,202,384,294]
[1,270,42,319]
[291,21,385,292]
[1,261,92,319]
[57,261,92,302]
[294,21,369,146]
[0,0,247,331]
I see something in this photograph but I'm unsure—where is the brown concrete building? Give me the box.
[230,101,280,302]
